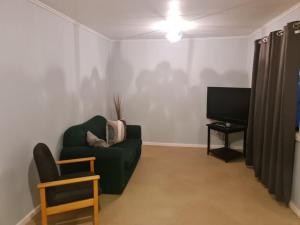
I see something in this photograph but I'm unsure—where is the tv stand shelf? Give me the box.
[206,122,247,162]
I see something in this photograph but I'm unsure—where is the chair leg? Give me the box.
[93,180,99,225]
[39,188,48,225]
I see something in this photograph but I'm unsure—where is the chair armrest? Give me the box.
[57,157,96,173]
[126,125,142,139]
[56,157,96,165]
[37,175,100,189]
[59,147,99,175]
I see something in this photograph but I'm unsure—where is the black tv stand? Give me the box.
[206,122,247,162]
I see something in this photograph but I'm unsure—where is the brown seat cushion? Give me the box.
[47,172,101,206]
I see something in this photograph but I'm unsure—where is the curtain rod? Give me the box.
[262,37,268,43]
[276,30,284,36]
[294,21,300,34]
[258,37,268,44]
[293,21,300,29]
[258,21,300,43]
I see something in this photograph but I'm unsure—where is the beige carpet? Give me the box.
[27,145,299,225]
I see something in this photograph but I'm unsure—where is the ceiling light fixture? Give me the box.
[154,1,196,43]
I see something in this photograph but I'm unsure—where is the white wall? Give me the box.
[108,37,250,146]
[0,1,112,224]
[246,2,300,215]
[2,0,299,224]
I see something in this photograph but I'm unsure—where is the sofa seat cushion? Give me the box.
[47,172,100,207]
[112,139,142,169]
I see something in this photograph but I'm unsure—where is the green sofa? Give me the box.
[59,115,142,194]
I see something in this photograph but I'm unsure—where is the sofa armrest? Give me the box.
[94,147,125,193]
[126,125,142,139]
[60,146,126,193]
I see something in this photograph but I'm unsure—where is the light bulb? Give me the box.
[152,0,197,43]
[166,32,182,43]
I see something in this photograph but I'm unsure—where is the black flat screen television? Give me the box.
[207,87,251,125]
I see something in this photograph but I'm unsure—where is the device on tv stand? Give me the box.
[213,121,232,128]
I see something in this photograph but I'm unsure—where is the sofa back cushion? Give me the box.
[63,116,107,147]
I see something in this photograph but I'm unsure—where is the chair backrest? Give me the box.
[33,143,59,183]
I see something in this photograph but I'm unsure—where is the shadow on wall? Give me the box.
[25,66,108,216]
[108,41,249,144]
[28,68,79,214]
[126,62,192,143]
[0,67,74,223]
[199,68,249,87]
[74,23,109,119]
[27,66,107,208]
[79,67,109,119]
[0,54,108,225]
[106,41,135,119]
[127,65,248,144]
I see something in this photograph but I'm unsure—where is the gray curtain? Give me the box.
[246,21,300,204]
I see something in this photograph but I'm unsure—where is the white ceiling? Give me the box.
[39,0,300,40]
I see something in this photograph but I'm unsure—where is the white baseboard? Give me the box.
[143,141,223,148]
[16,205,40,225]
[143,141,206,148]
[143,142,243,152]
[289,201,300,218]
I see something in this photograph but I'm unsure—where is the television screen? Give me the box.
[207,87,251,125]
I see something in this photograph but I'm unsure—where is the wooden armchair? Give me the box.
[33,143,100,225]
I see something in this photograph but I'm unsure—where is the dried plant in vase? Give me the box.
[113,95,127,139]
[113,95,122,120]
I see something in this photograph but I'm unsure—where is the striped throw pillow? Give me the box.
[106,120,126,145]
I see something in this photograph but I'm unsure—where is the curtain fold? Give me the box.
[252,38,270,177]
[246,21,300,204]
[262,32,284,192]
[246,40,261,166]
